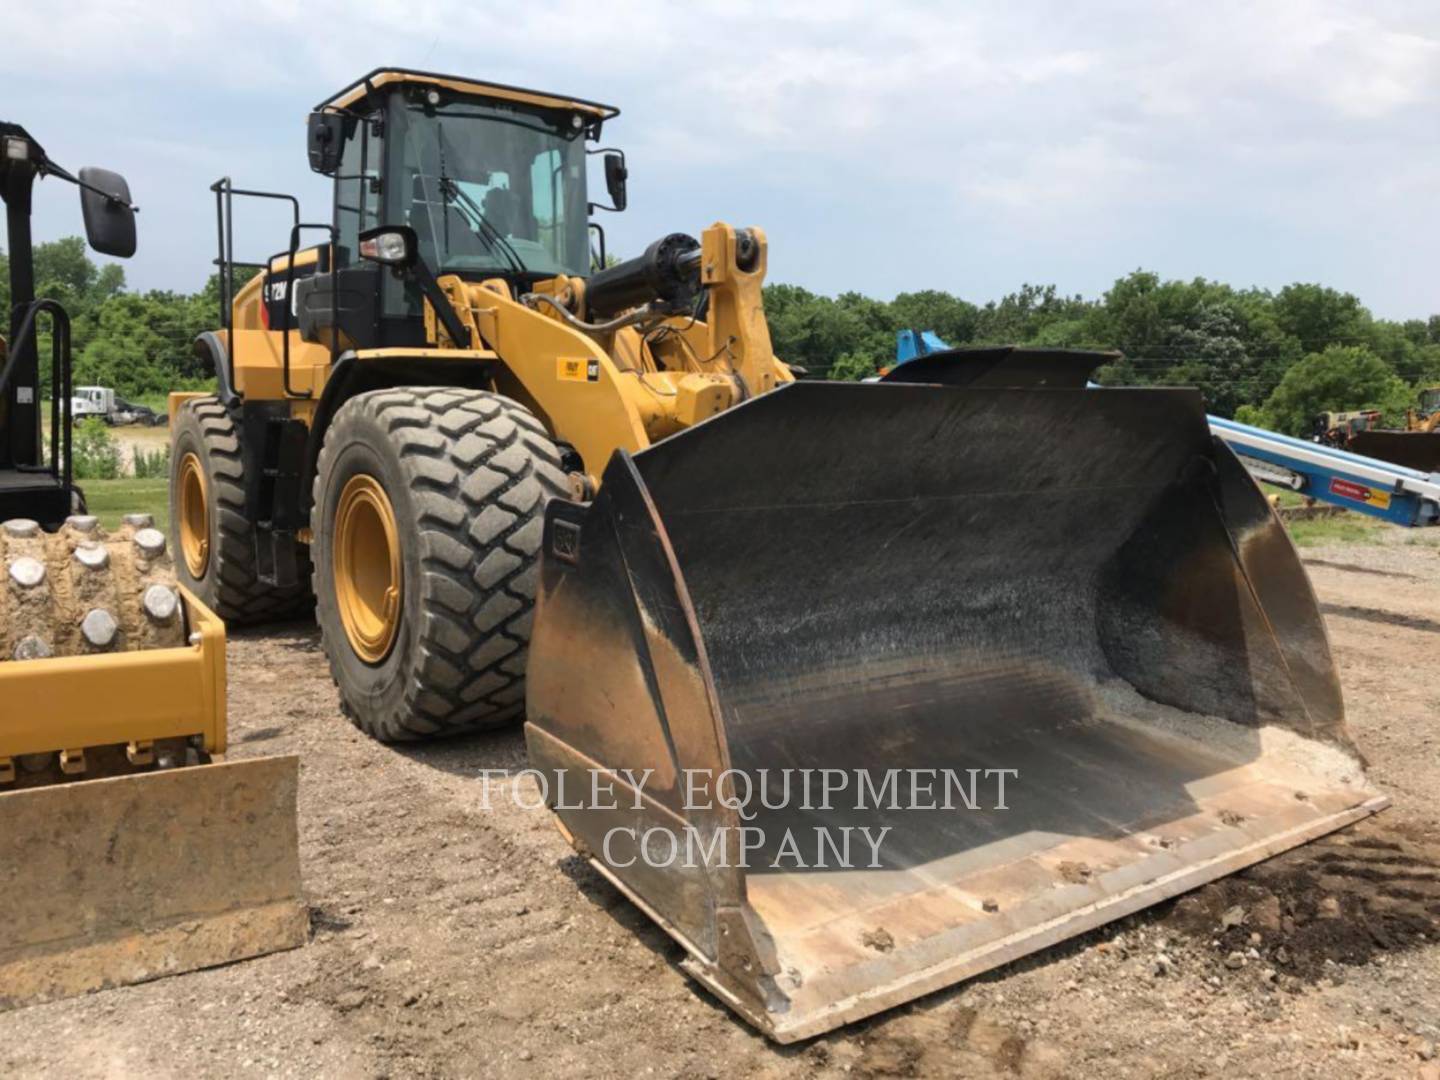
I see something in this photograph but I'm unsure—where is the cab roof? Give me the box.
[317,67,620,122]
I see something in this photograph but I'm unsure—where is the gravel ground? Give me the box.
[3,533,1438,1079]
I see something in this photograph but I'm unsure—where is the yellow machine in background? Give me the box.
[1399,386,1440,433]
[0,123,303,1010]
[174,70,1383,1040]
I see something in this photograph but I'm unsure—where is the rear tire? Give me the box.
[311,387,569,741]
[169,397,314,624]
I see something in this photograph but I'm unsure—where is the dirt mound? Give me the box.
[1164,819,1440,982]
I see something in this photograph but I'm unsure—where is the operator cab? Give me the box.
[291,69,624,350]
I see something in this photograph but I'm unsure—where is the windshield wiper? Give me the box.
[439,177,528,276]
[435,122,528,276]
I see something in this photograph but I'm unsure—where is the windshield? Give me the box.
[391,95,589,278]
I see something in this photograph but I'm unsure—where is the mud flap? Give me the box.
[525,381,1385,1041]
[0,756,305,1009]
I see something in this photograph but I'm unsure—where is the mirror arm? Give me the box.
[37,160,139,212]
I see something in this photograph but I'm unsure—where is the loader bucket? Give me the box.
[1345,430,1440,474]
[525,381,1385,1042]
[0,756,306,1009]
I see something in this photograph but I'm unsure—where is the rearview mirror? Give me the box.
[77,167,136,258]
[603,151,627,212]
[307,112,346,175]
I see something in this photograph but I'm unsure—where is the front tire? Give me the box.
[311,387,568,741]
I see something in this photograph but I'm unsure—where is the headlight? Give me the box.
[357,226,417,267]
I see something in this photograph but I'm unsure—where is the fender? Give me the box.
[295,350,499,522]
[194,331,239,409]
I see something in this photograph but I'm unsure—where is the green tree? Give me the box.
[2,237,127,314]
[889,290,980,346]
[976,283,1091,344]
[828,351,879,381]
[1414,345,1440,384]
[1233,403,1267,427]
[1271,284,1369,352]
[34,236,98,299]
[764,284,892,377]
[71,418,122,479]
[833,291,896,369]
[75,291,199,396]
[1257,345,1412,436]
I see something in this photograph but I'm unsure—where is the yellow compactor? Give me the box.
[0,124,303,1010]
[177,69,1384,1039]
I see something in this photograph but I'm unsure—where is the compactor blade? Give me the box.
[0,756,305,1009]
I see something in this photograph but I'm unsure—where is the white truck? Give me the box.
[70,385,163,425]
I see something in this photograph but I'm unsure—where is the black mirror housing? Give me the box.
[604,151,627,212]
[77,167,136,258]
[307,112,346,175]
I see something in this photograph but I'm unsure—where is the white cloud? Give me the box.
[7,0,1440,316]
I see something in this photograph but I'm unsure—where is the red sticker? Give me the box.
[1328,478,1370,503]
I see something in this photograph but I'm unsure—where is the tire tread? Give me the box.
[313,387,568,741]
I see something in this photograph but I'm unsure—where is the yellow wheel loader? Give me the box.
[0,124,304,1010]
[183,68,1384,1041]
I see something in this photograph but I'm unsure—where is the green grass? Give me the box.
[1285,514,1382,547]
[1263,487,1386,547]
[80,477,170,533]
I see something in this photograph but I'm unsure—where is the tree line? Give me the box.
[4,238,1438,435]
[767,277,1440,434]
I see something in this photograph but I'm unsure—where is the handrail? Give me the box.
[276,223,339,399]
[210,177,301,396]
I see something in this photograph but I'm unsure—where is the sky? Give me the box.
[7,0,1439,320]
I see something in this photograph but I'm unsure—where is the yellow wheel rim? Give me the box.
[333,473,403,664]
[178,452,210,578]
